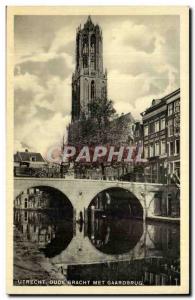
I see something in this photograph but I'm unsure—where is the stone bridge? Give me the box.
[14,177,178,220]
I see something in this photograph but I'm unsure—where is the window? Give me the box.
[135,130,139,137]
[175,140,180,155]
[90,35,96,70]
[31,156,36,162]
[155,120,159,132]
[91,81,95,100]
[174,116,180,134]
[91,44,95,54]
[174,161,180,177]
[144,146,149,159]
[174,100,180,113]
[83,43,88,54]
[155,142,159,156]
[82,36,88,68]
[168,119,174,137]
[144,125,148,136]
[160,140,166,155]
[150,122,155,134]
[90,35,96,53]
[83,55,88,68]
[84,79,88,101]
[169,141,174,156]
[168,103,173,116]
[168,162,174,174]
[91,60,95,70]
[160,118,165,130]
[150,144,154,157]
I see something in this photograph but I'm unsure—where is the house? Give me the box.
[14,149,47,177]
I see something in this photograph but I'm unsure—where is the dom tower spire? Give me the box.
[71,16,107,122]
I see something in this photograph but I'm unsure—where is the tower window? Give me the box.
[84,79,89,101]
[83,57,88,68]
[91,60,95,70]
[90,35,96,70]
[83,43,88,54]
[82,35,88,68]
[90,35,96,53]
[83,43,88,67]
[91,43,95,53]
[91,81,95,100]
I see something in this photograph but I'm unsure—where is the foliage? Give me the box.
[88,98,116,130]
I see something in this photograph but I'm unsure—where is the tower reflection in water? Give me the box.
[14,209,73,257]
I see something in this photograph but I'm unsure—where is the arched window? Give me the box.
[91,81,95,100]
[82,35,88,68]
[83,55,88,68]
[90,35,96,70]
[90,35,96,53]
[83,43,88,54]
[84,79,89,101]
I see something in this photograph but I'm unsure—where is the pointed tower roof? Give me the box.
[86,15,93,25]
[84,15,94,30]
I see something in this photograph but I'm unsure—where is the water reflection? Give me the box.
[14,207,180,286]
[67,256,180,285]
[88,217,143,254]
[14,209,73,257]
[88,188,143,219]
[146,222,180,258]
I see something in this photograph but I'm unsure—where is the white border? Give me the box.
[1,1,193,299]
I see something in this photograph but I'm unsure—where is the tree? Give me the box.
[67,98,117,179]
[87,98,116,178]
[88,98,116,130]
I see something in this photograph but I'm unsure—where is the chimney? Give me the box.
[25,149,28,152]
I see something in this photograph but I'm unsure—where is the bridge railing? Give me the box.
[14,169,180,186]
[74,172,167,184]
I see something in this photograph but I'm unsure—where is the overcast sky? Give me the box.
[14,15,180,155]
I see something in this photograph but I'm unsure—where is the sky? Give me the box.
[14,14,180,155]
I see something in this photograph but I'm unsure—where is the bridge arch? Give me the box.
[14,184,74,218]
[86,187,144,255]
[86,186,144,219]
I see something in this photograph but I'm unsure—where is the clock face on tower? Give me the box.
[71,16,107,122]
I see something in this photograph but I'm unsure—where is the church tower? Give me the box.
[71,16,107,122]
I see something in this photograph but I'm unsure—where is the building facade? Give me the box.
[166,91,180,183]
[71,16,107,122]
[141,89,180,184]
[134,121,144,147]
[14,188,50,210]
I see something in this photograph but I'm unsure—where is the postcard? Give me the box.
[6,6,189,295]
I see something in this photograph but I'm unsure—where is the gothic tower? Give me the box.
[71,16,107,122]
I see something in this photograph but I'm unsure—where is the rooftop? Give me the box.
[14,150,45,163]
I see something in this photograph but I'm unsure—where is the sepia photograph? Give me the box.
[6,6,189,295]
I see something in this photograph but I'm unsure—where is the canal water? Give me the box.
[14,208,180,286]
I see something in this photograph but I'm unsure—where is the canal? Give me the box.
[13,188,180,286]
